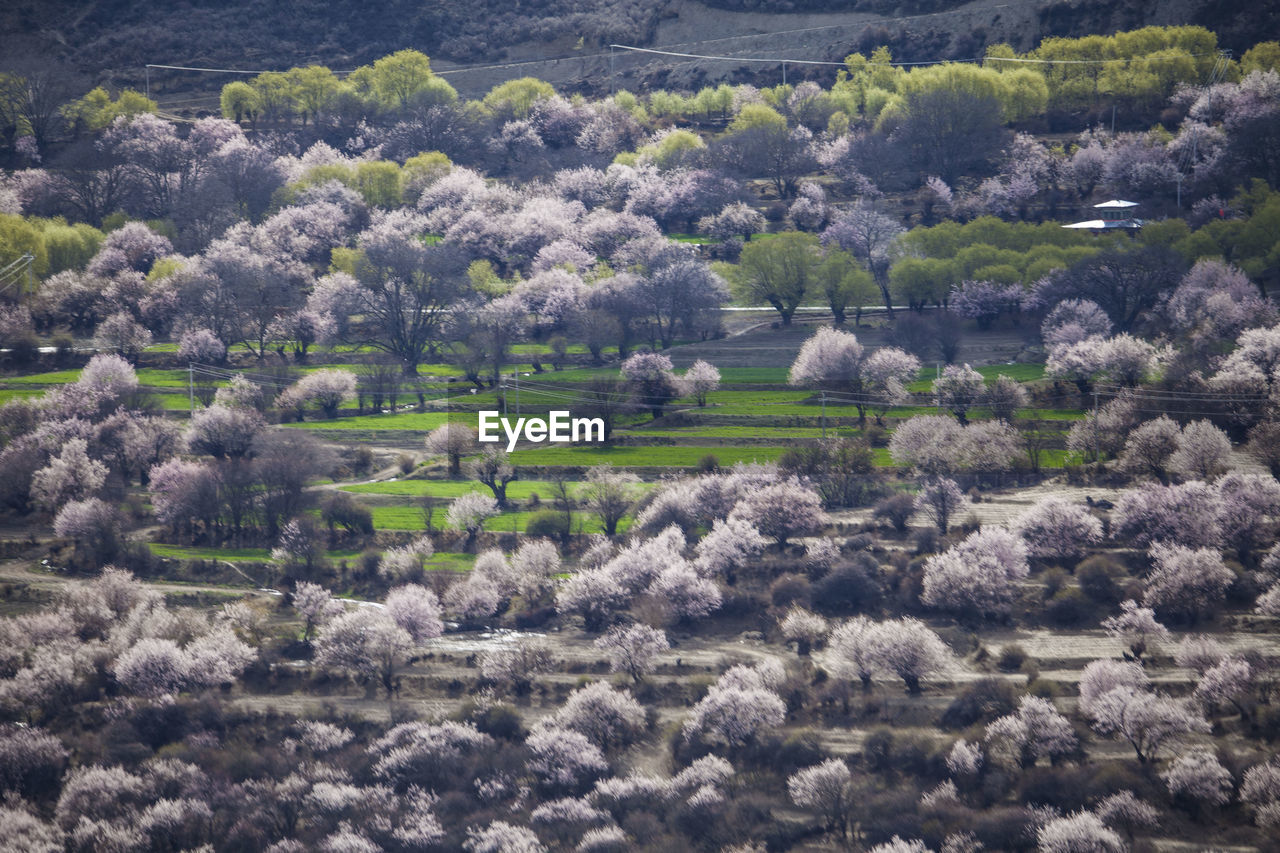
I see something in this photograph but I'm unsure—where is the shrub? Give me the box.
[1078,557,1123,604]
[1044,588,1091,626]
[940,678,1020,729]
[812,554,882,615]
[525,509,570,539]
[874,493,916,532]
[996,644,1029,673]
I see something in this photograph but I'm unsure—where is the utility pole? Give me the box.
[188,364,195,415]
[609,45,615,95]
[515,370,520,415]
[821,391,827,438]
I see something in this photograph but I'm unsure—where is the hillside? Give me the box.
[4,0,1280,102]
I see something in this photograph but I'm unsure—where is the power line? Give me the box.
[609,44,849,68]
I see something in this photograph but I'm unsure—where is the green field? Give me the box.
[148,544,275,562]
[369,505,625,535]
[343,478,650,499]
[504,444,789,468]
[282,410,455,431]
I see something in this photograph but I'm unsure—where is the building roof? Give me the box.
[1062,218,1144,230]
[1094,199,1139,209]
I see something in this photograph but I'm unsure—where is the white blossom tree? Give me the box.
[1143,543,1235,623]
[779,607,829,656]
[1101,600,1170,662]
[921,527,1029,618]
[594,624,668,682]
[384,584,444,644]
[1162,750,1232,808]
[787,758,853,839]
[1013,496,1104,563]
[681,360,721,406]
[933,363,986,425]
[1036,811,1125,853]
[424,423,477,478]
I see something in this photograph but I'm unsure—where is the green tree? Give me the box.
[816,249,877,326]
[220,81,260,125]
[368,49,444,110]
[354,161,403,208]
[283,65,340,125]
[483,77,556,120]
[890,257,953,311]
[727,232,822,326]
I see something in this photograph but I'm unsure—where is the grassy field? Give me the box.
[503,444,789,467]
[283,411,455,431]
[369,505,625,535]
[341,478,657,499]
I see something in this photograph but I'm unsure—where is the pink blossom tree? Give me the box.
[779,607,829,656]
[1216,470,1280,558]
[788,326,873,425]
[526,726,608,791]
[1101,600,1170,662]
[681,680,786,748]
[424,423,477,479]
[889,416,963,476]
[728,481,824,545]
[1169,420,1232,482]
[1119,416,1182,483]
[983,695,1077,769]
[53,498,124,565]
[556,568,629,632]
[787,758,853,839]
[548,681,646,750]
[933,364,985,425]
[681,360,721,407]
[185,404,264,459]
[1013,496,1103,563]
[1084,683,1209,764]
[464,820,546,853]
[384,584,444,644]
[864,347,921,425]
[1036,812,1125,853]
[874,617,953,694]
[378,537,436,582]
[30,438,107,512]
[1162,750,1233,808]
[442,575,501,625]
[292,581,342,642]
[594,624,668,682]
[276,369,357,420]
[1041,299,1112,348]
[621,351,680,420]
[1112,481,1224,549]
[93,312,152,361]
[314,608,414,696]
[1194,655,1254,720]
[921,527,1030,618]
[1241,761,1280,829]
[445,492,500,549]
[1143,543,1235,623]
